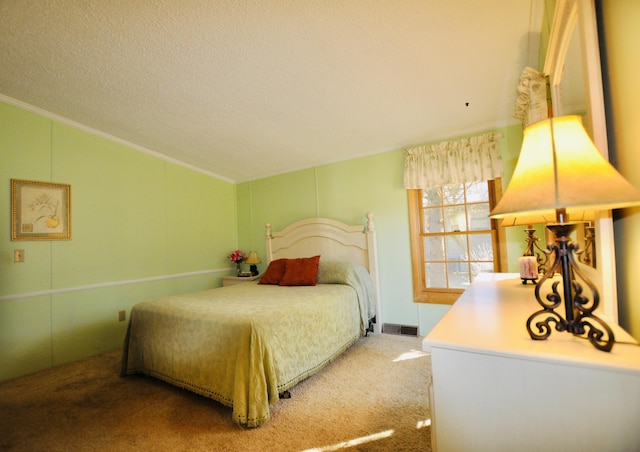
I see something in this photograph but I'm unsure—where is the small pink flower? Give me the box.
[228,249,247,263]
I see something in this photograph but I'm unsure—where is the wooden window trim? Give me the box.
[408,180,507,304]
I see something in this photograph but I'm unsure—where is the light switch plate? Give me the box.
[14,249,25,263]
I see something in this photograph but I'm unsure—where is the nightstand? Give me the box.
[222,274,261,287]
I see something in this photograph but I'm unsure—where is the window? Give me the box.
[408,180,505,304]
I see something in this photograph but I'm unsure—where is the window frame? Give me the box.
[407,179,507,304]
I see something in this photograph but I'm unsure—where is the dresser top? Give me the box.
[423,273,640,375]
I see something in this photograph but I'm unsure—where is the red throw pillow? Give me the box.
[259,259,288,285]
[279,255,321,286]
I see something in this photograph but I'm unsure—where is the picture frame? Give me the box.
[11,179,72,241]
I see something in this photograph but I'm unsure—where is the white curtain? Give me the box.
[403,132,504,189]
[514,66,549,127]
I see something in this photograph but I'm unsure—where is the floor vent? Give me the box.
[382,323,419,336]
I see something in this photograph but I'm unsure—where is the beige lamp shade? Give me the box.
[491,115,640,220]
[246,251,261,264]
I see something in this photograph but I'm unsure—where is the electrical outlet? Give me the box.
[118,310,126,322]
[14,249,25,263]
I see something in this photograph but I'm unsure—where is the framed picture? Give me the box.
[11,179,72,241]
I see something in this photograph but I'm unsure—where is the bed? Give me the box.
[121,213,381,427]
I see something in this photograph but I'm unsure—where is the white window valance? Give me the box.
[403,132,504,189]
[514,66,549,127]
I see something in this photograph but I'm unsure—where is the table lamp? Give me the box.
[501,214,552,282]
[246,251,261,276]
[500,210,594,281]
[490,115,640,351]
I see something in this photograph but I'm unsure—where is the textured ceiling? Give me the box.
[0,0,542,183]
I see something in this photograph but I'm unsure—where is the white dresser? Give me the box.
[423,273,640,452]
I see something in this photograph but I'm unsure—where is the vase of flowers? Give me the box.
[228,249,247,276]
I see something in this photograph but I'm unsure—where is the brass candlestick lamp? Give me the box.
[490,116,640,352]
[501,209,594,282]
[501,216,551,282]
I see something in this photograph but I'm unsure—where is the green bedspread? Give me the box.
[121,262,374,427]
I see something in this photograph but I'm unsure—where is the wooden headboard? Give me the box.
[265,213,381,333]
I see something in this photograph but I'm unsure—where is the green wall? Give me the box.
[601,0,640,341]
[0,101,237,381]
[237,124,526,334]
[1,98,527,382]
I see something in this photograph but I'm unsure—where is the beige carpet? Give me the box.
[0,333,431,451]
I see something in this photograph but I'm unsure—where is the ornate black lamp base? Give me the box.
[526,222,615,352]
[249,264,259,276]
